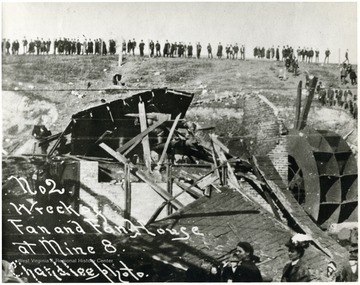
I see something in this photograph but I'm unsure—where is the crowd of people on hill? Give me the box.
[253,45,332,64]
[184,234,357,282]
[122,39,246,60]
[2,37,117,56]
[2,37,345,65]
[2,37,357,99]
[302,50,357,120]
[316,82,357,119]
[340,62,357,85]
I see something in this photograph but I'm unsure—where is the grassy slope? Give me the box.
[2,54,357,152]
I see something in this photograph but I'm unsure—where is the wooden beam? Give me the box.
[48,120,74,157]
[98,143,184,210]
[251,156,333,258]
[138,101,152,171]
[146,201,167,226]
[118,116,168,155]
[236,169,281,220]
[177,169,198,181]
[211,137,238,187]
[124,161,132,229]
[157,113,181,167]
[263,190,282,221]
[173,178,203,199]
[211,141,221,181]
[125,112,170,121]
[211,135,230,154]
[38,132,62,147]
[298,76,318,130]
[211,134,251,201]
[176,163,223,190]
[197,174,219,189]
[166,161,173,215]
[294,80,302,130]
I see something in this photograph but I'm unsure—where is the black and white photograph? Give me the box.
[2,1,358,282]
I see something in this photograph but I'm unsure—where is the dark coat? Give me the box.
[233,260,263,282]
[222,261,263,282]
[281,259,311,282]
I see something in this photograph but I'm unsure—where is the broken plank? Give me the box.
[211,135,252,202]
[38,132,62,147]
[263,190,281,221]
[211,141,221,181]
[146,201,167,226]
[176,163,224,190]
[48,120,74,156]
[251,156,333,258]
[157,113,181,167]
[119,116,168,155]
[294,80,302,130]
[138,101,152,171]
[99,142,184,210]
[298,76,318,130]
[178,169,198,181]
[211,134,230,154]
[197,174,219,189]
[173,179,203,199]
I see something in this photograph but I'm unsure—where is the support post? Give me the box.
[294,80,302,129]
[48,120,74,157]
[99,142,184,209]
[211,134,251,201]
[166,161,173,215]
[138,101,152,172]
[210,141,221,181]
[298,76,318,130]
[221,164,227,185]
[118,116,168,155]
[157,113,181,167]
[147,201,167,226]
[124,160,131,229]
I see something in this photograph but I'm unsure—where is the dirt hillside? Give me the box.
[2,54,357,155]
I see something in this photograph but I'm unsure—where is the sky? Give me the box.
[1,2,358,63]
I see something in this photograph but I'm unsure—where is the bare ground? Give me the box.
[2,54,357,154]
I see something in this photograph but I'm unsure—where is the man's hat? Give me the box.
[285,234,312,249]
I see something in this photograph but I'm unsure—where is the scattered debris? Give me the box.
[70,90,86,98]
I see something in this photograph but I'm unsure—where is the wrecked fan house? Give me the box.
[2,84,358,282]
